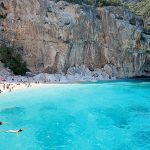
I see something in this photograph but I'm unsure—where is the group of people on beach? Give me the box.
[0,121,23,136]
[0,83,15,93]
[0,80,32,93]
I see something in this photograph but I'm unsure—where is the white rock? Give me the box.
[59,75,68,82]
[101,72,110,80]
[66,75,75,81]
[103,64,113,76]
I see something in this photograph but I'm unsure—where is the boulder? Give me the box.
[103,64,113,76]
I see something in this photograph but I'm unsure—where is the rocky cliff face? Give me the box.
[0,0,149,78]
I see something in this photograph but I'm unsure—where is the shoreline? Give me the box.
[0,83,50,94]
[0,77,150,94]
[0,64,150,94]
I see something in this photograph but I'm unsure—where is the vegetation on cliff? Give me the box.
[0,44,29,75]
[56,0,121,6]
[125,0,150,18]
[57,0,150,32]
[124,0,150,34]
[143,26,150,35]
[56,0,149,19]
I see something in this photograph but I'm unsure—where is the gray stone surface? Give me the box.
[0,0,149,79]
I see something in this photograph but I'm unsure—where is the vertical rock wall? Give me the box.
[0,0,149,78]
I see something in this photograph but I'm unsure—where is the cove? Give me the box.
[0,80,150,150]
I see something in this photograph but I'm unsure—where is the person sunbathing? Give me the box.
[0,129,23,136]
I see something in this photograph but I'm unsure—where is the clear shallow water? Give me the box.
[0,80,150,150]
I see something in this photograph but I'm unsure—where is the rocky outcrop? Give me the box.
[0,0,150,79]
[0,62,12,77]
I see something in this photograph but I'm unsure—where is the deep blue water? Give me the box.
[0,80,150,150]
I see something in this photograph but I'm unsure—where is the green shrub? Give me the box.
[129,18,136,26]
[0,44,29,75]
[56,0,121,6]
[47,7,52,13]
[144,26,150,30]
[56,0,82,4]
[0,13,7,19]
[98,0,121,7]
[116,16,123,20]
[96,14,101,20]
[143,26,150,35]
[125,0,150,18]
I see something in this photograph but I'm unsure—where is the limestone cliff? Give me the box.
[0,0,150,78]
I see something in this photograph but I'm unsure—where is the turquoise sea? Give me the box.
[0,80,150,150]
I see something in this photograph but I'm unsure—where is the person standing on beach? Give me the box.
[3,84,5,90]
